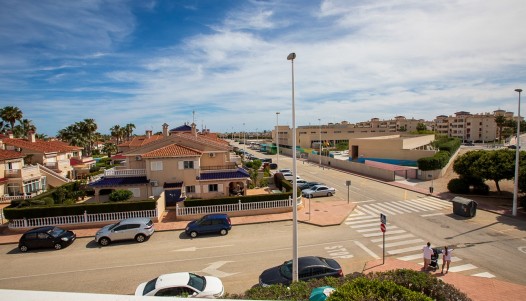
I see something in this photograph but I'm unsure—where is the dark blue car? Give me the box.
[185,214,232,238]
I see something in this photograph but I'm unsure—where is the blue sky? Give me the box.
[1,0,525,136]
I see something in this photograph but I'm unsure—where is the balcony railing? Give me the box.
[4,169,20,178]
[103,167,146,177]
[4,165,40,179]
[200,163,238,171]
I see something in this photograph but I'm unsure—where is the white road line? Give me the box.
[448,264,478,272]
[355,207,380,216]
[377,202,412,213]
[371,234,415,243]
[398,201,429,211]
[367,203,400,215]
[353,200,377,203]
[356,228,382,233]
[387,245,423,255]
[350,222,380,229]
[391,201,421,212]
[360,205,384,215]
[420,197,450,206]
[345,218,377,225]
[363,229,406,237]
[421,213,445,217]
[397,253,422,261]
[346,215,376,221]
[405,201,433,211]
[417,198,450,209]
[380,239,424,248]
[354,241,380,259]
[471,272,496,278]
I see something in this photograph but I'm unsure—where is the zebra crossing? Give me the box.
[347,197,496,278]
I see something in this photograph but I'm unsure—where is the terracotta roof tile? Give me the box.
[142,143,202,158]
[0,149,25,161]
[1,138,81,153]
[118,135,163,147]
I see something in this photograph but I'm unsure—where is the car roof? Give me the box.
[204,213,229,218]
[155,273,191,289]
[297,256,338,268]
[24,226,56,234]
[119,217,151,224]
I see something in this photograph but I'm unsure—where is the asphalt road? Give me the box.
[0,144,525,296]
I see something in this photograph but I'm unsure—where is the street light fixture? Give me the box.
[276,112,280,167]
[287,52,299,283]
[318,118,322,167]
[243,122,246,155]
[513,88,522,217]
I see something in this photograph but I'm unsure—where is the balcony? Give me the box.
[4,165,40,179]
[201,163,238,172]
[103,167,146,177]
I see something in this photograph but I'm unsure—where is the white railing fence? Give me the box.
[8,209,157,229]
[176,197,300,216]
[104,168,146,177]
[0,194,32,204]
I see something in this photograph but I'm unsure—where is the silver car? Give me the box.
[95,218,154,246]
[301,185,336,198]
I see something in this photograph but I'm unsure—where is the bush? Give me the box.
[472,183,490,195]
[109,190,133,202]
[330,277,432,301]
[448,178,470,194]
[418,151,451,171]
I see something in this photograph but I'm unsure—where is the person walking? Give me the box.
[442,246,453,274]
[422,242,433,271]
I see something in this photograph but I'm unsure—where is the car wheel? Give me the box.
[98,237,110,246]
[135,234,146,243]
[19,245,28,252]
[327,192,333,197]
[309,194,313,198]
[190,231,198,238]
[220,229,228,236]
[54,243,63,250]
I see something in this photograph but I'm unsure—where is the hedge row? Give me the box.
[184,192,292,207]
[3,200,156,220]
[418,151,451,171]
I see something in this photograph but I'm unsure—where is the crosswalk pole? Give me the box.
[383,231,385,264]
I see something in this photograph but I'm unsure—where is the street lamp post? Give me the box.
[318,118,322,168]
[276,112,280,167]
[513,88,522,217]
[287,52,298,283]
[243,123,246,155]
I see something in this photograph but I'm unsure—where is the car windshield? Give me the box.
[48,227,66,238]
[187,273,206,291]
[142,277,158,295]
[279,260,293,279]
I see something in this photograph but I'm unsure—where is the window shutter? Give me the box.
[202,185,208,193]
[178,161,184,169]
[218,184,223,192]
[194,160,199,169]
[195,186,201,193]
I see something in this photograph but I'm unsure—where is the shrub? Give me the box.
[330,277,432,301]
[42,197,54,206]
[108,190,133,202]
[472,183,489,195]
[448,178,470,194]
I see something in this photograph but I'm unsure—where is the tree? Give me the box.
[416,123,427,131]
[124,123,135,141]
[398,125,407,132]
[495,115,507,143]
[81,119,98,156]
[102,142,117,157]
[472,149,515,193]
[0,106,23,131]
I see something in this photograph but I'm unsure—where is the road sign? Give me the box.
[380,223,386,232]
[345,180,351,186]
[380,213,386,224]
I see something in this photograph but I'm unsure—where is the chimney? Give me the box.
[8,131,13,139]
[29,130,36,143]
[191,123,197,137]
[162,123,169,137]
[145,130,152,138]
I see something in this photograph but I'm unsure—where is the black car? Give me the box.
[18,226,76,252]
[259,256,343,286]
[299,182,323,191]
[185,214,232,238]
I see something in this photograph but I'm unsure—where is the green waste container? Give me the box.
[452,196,478,218]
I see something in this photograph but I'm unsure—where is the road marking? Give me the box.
[201,261,238,278]
[380,239,424,248]
[354,241,380,259]
[172,245,234,252]
[448,264,478,272]
[387,245,423,255]
[371,234,415,243]
[345,218,377,225]
[367,203,400,215]
[350,222,380,229]
[362,229,406,237]
[471,272,496,278]
[397,254,422,261]
[421,213,445,217]
[353,200,377,203]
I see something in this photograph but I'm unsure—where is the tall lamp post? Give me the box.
[287,52,298,282]
[318,118,322,167]
[276,112,280,167]
[513,88,522,217]
[243,122,246,154]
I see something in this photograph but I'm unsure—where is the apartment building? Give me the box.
[0,149,47,197]
[90,123,249,205]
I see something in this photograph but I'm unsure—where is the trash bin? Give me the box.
[452,196,478,217]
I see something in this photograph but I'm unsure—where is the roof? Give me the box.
[142,144,202,158]
[110,154,126,160]
[118,134,164,148]
[0,149,25,161]
[89,176,149,187]
[170,124,192,132]
[156,273,191,289]
[199,168,250,181]
[2,138,82,153]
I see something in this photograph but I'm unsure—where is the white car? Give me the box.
[282,172,302,181]
[302,185,336,198]
[278,168,292,174]
[135,272,224,298]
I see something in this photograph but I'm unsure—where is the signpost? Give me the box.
[380,213,387,264]
[345,180,352,204]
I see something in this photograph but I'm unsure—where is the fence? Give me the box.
[8,209,157,229]
[176,197,296,216]
[0,195,32,204]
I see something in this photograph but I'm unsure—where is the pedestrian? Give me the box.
[442,246,452,274]
[422,242,433,271]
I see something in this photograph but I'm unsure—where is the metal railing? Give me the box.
[8,209,157,229]
[176,197,299,216]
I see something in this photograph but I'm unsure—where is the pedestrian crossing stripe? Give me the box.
[471,272,496,278]
[352,197,450,216]
[371,234,415,242]
[448,264,478,272]
[379,238,424,248]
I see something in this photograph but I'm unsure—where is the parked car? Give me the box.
[299,182,324,190]
[269,163,278,170]
[135,272,224,298]
[296,178,308,185]
[185,214,232,238]
[18,226,76,252]
[259,256,343,286]
[282,172,301,181]
[95,217,155,246]
[302,185,336,198]
[261,158,272,163]
[278,168,292,174]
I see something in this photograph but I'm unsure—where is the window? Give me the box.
[208,184,218,192]
[23,179,41,194]
[186,186,196,193]
[184,161,194,169]
[151,161,163,171]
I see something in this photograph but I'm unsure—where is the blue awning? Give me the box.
[89,176,149,187]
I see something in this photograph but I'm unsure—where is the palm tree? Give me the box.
[0,106,23,130]
[81,119,98,156]
[110,125,122,144]
[16,119,37,138]
[101,142,118,157]
[495,115,507,143]
[124,123,136,141]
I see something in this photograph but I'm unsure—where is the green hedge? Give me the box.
[418,138,461,171]
[184,192,292,207]
[3,200,156,220]
[331,277,432,301]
